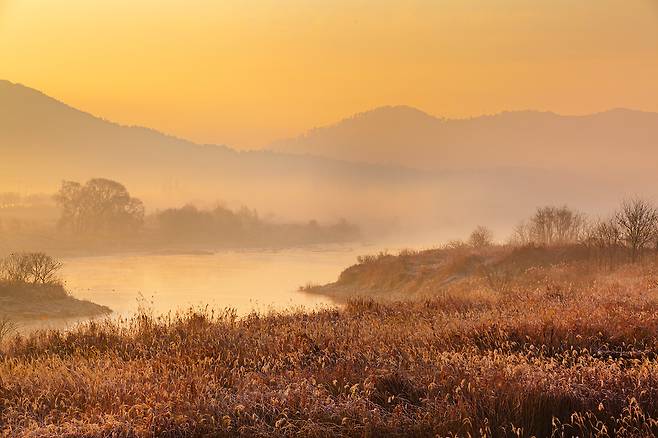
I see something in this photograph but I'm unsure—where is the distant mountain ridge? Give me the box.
[0,80,424,222]
[3,79,658,238]
[270,105,658,174]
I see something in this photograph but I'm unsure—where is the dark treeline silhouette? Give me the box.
[152,204,359,247]
[12,178,360,250]
[54,178,145,237]
[155,204,259,242]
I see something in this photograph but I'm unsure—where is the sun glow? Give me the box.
[1,0,657,147]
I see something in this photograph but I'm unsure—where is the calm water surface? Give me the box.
[59,246,372,319]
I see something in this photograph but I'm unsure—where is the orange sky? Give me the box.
[1,0,657,148]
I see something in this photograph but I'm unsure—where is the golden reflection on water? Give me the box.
[59,247,363,319]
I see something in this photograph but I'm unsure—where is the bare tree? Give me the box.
[469,225,494,248]
[585,217,623,268]
[0,253,31,282]
[531,206,586,245]
[28,253,63,284]
[510,221,532,246]
[616,198,658,262]
[0,252,63,285]
[511,206,586,246]
[553,206,587,244]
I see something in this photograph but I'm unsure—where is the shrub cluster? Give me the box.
[512,200,658,263]
[0,252,62,285]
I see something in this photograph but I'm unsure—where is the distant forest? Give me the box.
[0,179,360,254]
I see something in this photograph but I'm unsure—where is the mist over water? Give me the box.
[3,3,658,435]
[59,246,365,318]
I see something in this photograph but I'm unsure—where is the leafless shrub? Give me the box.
[469,225,494,248]
[510,221,532,246]
[0,253,32,282]
[398,248,419,258]
[28,253,63,284]
[583,217,624,268]
[0,252,63,285]
[513,206,587,246]
[444,239,468,250]
[616,198,658,262]
[356,250,390,265]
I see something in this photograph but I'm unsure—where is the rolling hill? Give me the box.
[270,105,658,176]
[2,80,657,240]
[0,80,425,224]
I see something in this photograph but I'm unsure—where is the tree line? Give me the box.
[505,199,658,265]
[51,178,359,246]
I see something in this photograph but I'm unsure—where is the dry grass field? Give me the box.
[3,245,658,436]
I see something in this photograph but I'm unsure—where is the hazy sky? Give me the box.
[1,0,657,148]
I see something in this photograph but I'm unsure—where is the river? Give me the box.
[59,245,373,320]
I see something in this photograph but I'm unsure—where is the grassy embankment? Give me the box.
[0,281,110,322]
[2,245,658,436]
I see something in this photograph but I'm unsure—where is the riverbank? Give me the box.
[0,281,111,322]
[3,249,658,435]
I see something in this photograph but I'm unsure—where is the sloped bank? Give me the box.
[0,281,110,321]
[304,244,597,302]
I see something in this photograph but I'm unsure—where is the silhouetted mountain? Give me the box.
[270,105,658,175]
[3,80,657,239]
[0,81,424,222]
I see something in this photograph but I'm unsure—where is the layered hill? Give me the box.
[2,80,657,238]
[0,81,422,223]
[270,105,658,175]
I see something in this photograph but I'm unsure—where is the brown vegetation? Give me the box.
[469,225,494,248]
[3,201,658,436]
[2,246,658,436]
[0,253,110,323]
[1,252,62,285]
[512,206,588,247]
[0,281,110,322]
